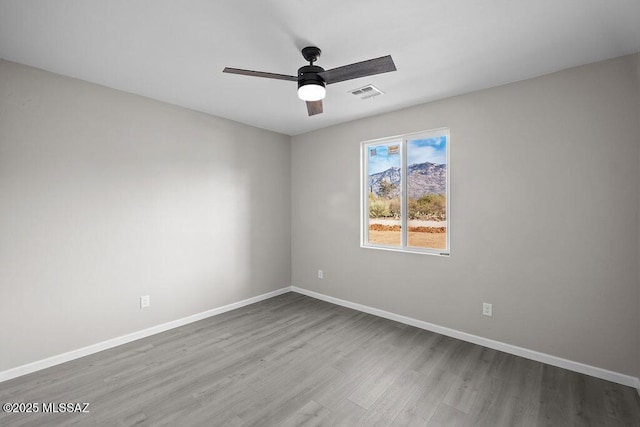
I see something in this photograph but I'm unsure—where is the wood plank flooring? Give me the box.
[1,292,639,426]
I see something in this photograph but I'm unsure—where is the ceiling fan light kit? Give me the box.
[223,46,396,116]
[297,82,325,101]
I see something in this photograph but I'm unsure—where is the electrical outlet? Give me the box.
[482,302,492,317]
[140,295,150,309]
[318,270,323,279]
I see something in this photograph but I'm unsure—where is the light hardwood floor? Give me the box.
[1,292,639,426]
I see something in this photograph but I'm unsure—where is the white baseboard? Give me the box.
[0,287,291,383]
[291,286,640,389]
[3,285,638,390]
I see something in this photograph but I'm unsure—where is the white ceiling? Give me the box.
[1,1,639,136]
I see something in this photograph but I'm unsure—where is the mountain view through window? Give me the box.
[363,129,449,254]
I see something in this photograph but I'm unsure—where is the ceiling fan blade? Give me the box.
[306,100,323,116]
[319,55,396,85]
[223,67,297,82]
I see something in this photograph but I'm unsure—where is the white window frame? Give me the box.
[360,128,450,256]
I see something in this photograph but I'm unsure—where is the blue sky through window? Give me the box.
[368,136,447,175]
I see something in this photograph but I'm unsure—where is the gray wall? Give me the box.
[291,54,640,377]
[637,53,640,381]
[0,60,291,371]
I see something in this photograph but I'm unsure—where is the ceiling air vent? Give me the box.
[349,84,384,99]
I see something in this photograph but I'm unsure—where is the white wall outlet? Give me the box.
[318,270,323,279]
[140,295,150,309]
[482,302,492,317]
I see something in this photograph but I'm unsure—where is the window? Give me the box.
[361,128,450,255]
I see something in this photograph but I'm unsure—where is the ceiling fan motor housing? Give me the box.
[297,65,325,90]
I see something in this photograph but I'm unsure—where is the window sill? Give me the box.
[360,244,450,257]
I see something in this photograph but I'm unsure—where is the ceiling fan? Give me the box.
[223,46,396,116]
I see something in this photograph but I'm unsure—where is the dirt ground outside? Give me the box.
[368,227,446,249]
